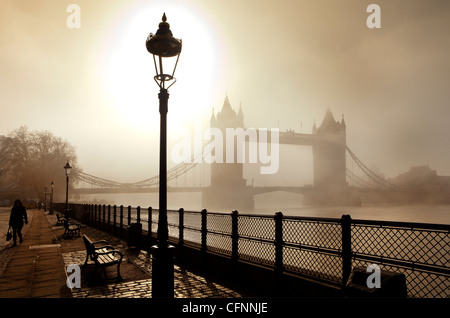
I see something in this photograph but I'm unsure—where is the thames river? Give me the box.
[78,191,450,225]
[2,191,448,252]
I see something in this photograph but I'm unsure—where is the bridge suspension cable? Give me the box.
[77,142,399,191]
[77,172,124,188]
[77,141,212,189]
[345,168,377,189]
[131,141,212,187]
[346,146,399,189]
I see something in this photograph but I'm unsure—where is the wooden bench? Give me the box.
[63,219,81,237]
[55,213,66,226]
[82,234,123,281]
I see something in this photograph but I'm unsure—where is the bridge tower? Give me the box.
[202,96,254,211]
[312,108,347,189]
[307,109,359,205]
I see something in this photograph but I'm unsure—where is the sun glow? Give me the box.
[96,1,226,138]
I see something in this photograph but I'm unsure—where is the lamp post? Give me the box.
[64,161,72,219]
[50,181,54,215]
[145,13,182,298]
[44,186,48,212]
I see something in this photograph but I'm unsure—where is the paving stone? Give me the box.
[0,209,243,299]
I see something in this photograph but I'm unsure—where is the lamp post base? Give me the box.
[151,244,175,298]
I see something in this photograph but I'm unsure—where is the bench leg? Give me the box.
[116,263,123,282]
[82,253,89,268]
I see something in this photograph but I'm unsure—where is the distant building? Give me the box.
[391,165,450,192]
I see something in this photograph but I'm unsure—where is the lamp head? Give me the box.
[146,13,182,88]
[146,13,182,58]
[64,161,72,176]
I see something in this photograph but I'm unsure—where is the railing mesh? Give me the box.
[70,203,449,298]
[282,218,343,284]
[351,221,450,298]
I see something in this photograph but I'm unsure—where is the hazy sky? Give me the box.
[1,0,449,185]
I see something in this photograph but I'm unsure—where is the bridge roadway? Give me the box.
[246,129,316,146]
[278,130,316,146]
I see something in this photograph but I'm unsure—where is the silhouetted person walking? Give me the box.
[9,199,28,246]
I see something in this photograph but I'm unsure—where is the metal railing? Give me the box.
[57,203,449,298]
[350,219,449,298]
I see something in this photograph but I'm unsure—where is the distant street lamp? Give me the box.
[50,181,54,215]
[64,161,72,218]
[146,13,182,298]
[44,186,48,212]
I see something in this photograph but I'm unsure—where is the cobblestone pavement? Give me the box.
[62,240,241,298]
[0,209,242,298]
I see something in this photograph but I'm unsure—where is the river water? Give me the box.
[78,191,450,225]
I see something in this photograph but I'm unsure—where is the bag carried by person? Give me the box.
[6,227,12,241]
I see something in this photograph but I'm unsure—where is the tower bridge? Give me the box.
[74,97,401,210]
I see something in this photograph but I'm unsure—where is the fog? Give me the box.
[1,0,449,187]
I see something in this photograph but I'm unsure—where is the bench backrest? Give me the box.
[82,235,97,261]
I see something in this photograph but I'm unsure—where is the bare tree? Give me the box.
[0,126,79,202]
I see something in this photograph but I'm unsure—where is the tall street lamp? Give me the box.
[64,161,72,219]
[50,181,54,215]
[146,13,182,298]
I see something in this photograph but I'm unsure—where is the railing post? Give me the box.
[89,204,93,226]
[274,212,284,274]
[127,205,131,226]
[88,204,91,226]
[99,205,102,229]
[200,208,208,269]
[201,209,207,254]
[90,204,93,227]
[120,205,124,238]
[148,207,153,249]
[231,210,239,263]
[107,205,111,233]
[178,208,184,262]
[341,214,352,287]
[102,204,106,231]
[137,206,141,224]
[97,204,100,229]
[179,208,184,249]
[94,204,97,228]
[113,205,117,235]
